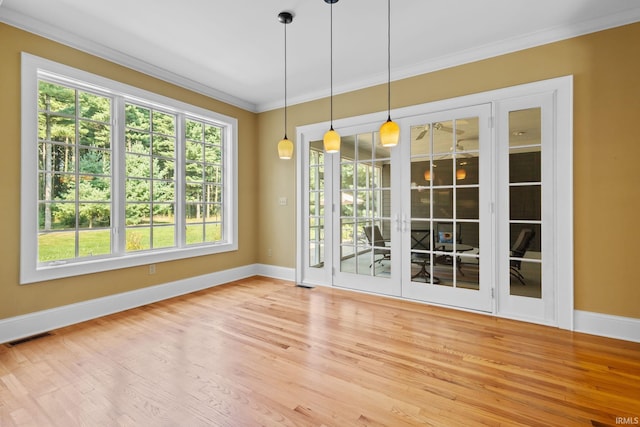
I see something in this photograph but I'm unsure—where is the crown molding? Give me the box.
[0,7,258,112]
[2,3,639,114]
[256,7,640,113]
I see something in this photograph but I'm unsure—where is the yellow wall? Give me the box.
[258,22,640,319]
[2,20,639,323]
[0,23,258,319]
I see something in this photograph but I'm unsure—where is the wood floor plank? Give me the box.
[1,276,639,426]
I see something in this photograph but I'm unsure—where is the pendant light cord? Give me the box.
[386,0,391,122]
[283,19,288,139]
[330,1,334,130]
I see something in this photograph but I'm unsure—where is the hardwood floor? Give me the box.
[1,276,639,426]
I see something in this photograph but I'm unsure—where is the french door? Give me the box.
[331,124,401,296]
[297,77,572,328]
[399,105,493,312]
[299,125,401,295]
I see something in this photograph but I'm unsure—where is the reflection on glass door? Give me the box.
[308,140,325,269]
[402,105,492,312]
[497,91,558,326]
[333,130,399,296]
[508,108,542,299]
[409,118,481,289]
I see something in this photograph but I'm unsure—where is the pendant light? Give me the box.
[277,11,294,159]
[379,0,400,147]
[323,0,340,153]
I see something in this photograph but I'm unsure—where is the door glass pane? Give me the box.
[340,131,392,277]
[433,120,454,154]
[457,152,478,185]
[309,140,325,268]
[457,117,479,152]
[509,108,542,298]
[433,189,453,219]
[410,117,481,289]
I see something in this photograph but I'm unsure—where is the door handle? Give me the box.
[395,213,402,232]
[402,213,410,233]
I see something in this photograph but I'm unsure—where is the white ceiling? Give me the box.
[2,0,640,112]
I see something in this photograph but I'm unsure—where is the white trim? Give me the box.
[254,264,296,282]
[0,265,258,345]
[0,8,255,112]
[259,9,640,112]
[296,76,574,330]
[20,53,239,284]
[2,4,638,114]
[1,269,637,345]
[574,310,640,343]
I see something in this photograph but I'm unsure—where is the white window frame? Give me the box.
[20,53,238,284]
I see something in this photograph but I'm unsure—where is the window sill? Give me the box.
[21,242,238,285]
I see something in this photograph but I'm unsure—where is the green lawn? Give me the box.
[38,223,222,262]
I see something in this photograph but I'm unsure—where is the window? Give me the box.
[21,54,238,284]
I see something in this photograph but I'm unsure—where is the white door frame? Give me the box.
[296,76,573,330]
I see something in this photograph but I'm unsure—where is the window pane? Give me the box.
[126,178,150,201]
[153,158,175,180]
[509,108,541,148]
[205,145,221,164]
[456,117,479,152]
[125,130,150,153]
[204,124,221,144]
[205,223,222,242]
[79,120,110,148]
[38,231,75,262]
[152,111,175,136]
[39,81,76,115]
[456,187,479,220]
[39,115,75,143]
[185,203,204,220]
[152,225,175,249]
[126,154,150,179]
[185,119,203,140]
[153,180,174,201]
[433,158,454,186]
[186,224,204,245]
[433,120,454,154]
[37,79,114,264]
[125,104,150,131]
[79,148,110,175]
[510,147,541,183]
[433,189,453,219]
[79,229,111,257]
[411,188,430,219]
[126,227,151,251]
[509,185,541,221]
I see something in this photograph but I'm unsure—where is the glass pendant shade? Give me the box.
[456,168,467,180]
[278,137,294,159]
[380,118,400,147]
[424,169,431,181]
[323,128,340,153]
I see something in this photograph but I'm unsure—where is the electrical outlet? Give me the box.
[149,264,156,274]
[267,248,272,257]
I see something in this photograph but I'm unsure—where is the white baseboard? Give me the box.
[2,265,638,345]
[254,264,296,282]
[0,264,259,345]
[574,310,640,343]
